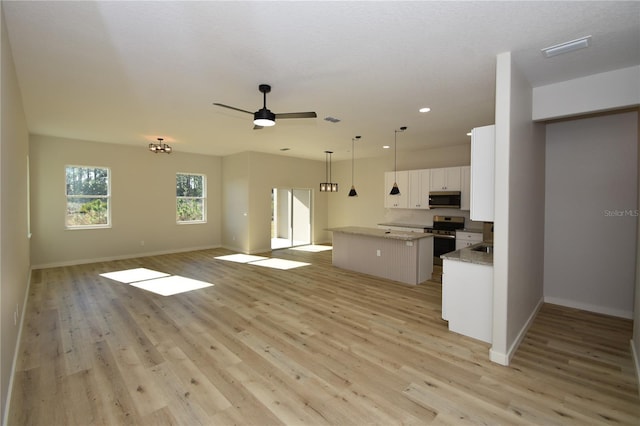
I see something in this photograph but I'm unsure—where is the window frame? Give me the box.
[176,172,207,224]
[65,165,111,230]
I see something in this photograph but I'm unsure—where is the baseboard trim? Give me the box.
[30,245,221,270]
[3,268,33,426]
[543,296,632,319]
[490,297,544,366]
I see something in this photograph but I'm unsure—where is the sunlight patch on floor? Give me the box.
[249,258,311,270]
[100,268,213,296]
[129,275,213,296]
[99,267,169,283]
[214,254,268,263]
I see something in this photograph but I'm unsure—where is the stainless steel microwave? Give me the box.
[428,191,461,209]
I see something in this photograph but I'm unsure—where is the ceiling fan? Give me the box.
[214,84,317,129]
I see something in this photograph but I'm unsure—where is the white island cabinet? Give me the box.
[329,227,433,285]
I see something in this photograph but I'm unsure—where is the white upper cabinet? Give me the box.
[430,167,462,191]
[384,170,409,208]
[408,169,430,209]
[470,124,495,221]
[385,166,470,209]
[460,166,470,211]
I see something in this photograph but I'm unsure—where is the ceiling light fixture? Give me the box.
[349,136,361,197]
[253,108,275,127]
[541,35,591,58]
[149,137,172,154]
[389,126,407,195]
[419,107,431,113]
[320,151,338,192]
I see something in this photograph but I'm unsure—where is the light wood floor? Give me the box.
[8,247,639,425]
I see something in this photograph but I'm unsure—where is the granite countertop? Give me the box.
[328,226,434,241]
[441,242,493,265]
[378,222,431,229]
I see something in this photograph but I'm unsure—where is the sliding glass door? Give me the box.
[271,188,311,249]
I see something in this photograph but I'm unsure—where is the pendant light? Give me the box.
[389,126,407,195]
[320,151,338,192]
[348,136,361,197]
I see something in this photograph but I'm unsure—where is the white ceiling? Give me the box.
[3,1,639,161]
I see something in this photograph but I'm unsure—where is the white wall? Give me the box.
[634,111,640,392]
[30,135,222,267]
[533,66,640,120]
[491,52,546,365]
[544,111,638,318]
[221,152,328,254]
[1,6,31,422]
[221,152,250,253]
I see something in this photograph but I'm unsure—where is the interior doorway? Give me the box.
[271,188,312,249]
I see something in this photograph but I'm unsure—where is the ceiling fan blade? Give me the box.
[275,112,317,119]
[213,103,253,115]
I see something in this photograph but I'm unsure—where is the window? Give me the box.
[176,173,206,223]
[65,165,110,228]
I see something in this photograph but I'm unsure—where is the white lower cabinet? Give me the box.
[442,259,493,343]
[455,230,482,250]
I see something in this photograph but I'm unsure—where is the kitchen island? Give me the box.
[328,227,433,285]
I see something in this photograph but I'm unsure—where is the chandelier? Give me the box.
[149,137,172,154]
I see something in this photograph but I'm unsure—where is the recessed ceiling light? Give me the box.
[541,35,591,58]
[419,107,431,113]
[383,145,390,149]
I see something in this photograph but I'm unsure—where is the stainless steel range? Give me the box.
[424,215,465,265]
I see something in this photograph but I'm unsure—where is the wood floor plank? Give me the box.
[7,247,640,425]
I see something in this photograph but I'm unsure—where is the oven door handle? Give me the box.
[432,234,456,239]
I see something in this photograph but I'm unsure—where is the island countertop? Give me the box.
[328,226,434,241]
[441,242,493,265]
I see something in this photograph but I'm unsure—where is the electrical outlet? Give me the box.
[376,249,381,257]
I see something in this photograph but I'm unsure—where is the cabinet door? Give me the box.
[384,171,408,208]
[408,169,430,209]
[430,168,447,191]
[460,166,470,210]
[430,167,461,191]
[445,167,462,191]
[470,125,495,221]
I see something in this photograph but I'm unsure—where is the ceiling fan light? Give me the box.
[254,109,276,127]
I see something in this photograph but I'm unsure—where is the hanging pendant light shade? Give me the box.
[389,127,407,195]
[348,136,361,197]
[320,151,338,192]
